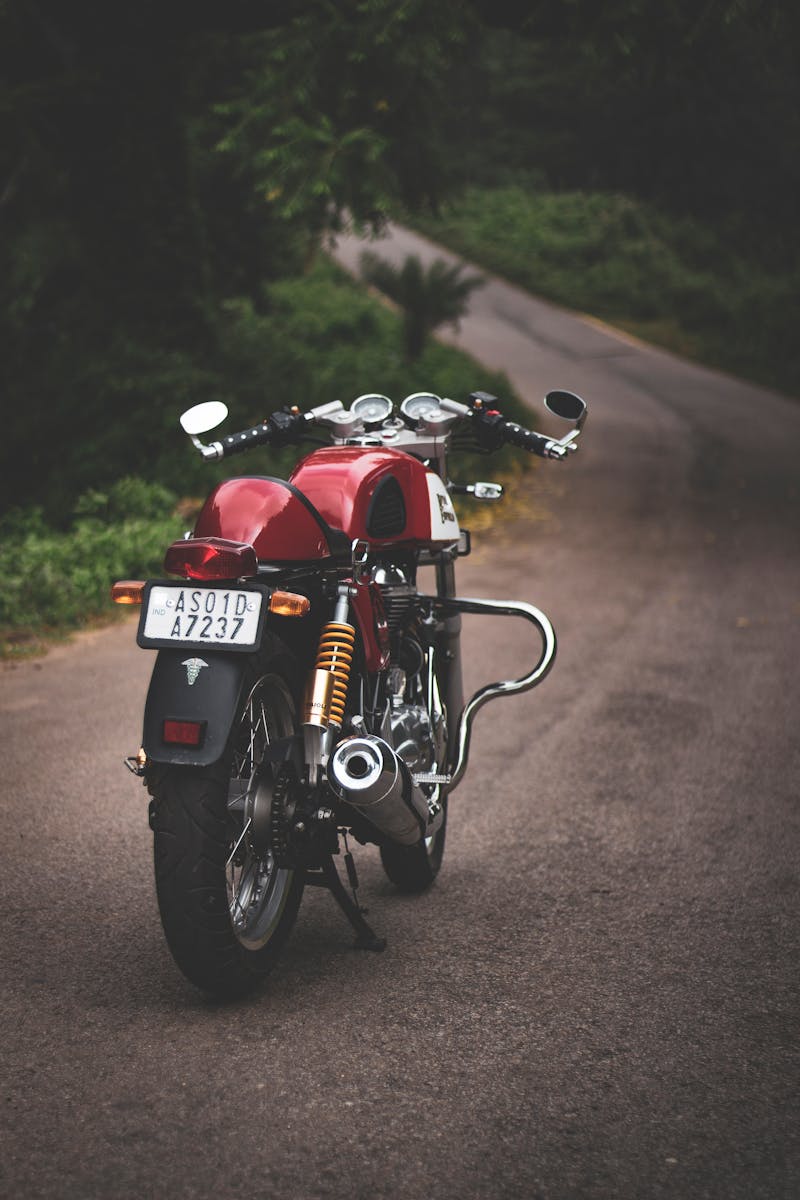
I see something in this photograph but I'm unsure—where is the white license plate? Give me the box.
[140,585,263,648]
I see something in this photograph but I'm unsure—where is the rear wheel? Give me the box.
[379,795,447,893]
[151,648,303,998]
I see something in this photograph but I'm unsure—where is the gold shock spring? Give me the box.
[314,621,355,728]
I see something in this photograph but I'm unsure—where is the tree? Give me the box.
[360,252,484,361]
[0,1,475,513]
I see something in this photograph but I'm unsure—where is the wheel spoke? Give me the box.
[221,671,298,949]
[226,816,252,869]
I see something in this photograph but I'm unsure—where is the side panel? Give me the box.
[142,649,251,767]
[426,475,460,541]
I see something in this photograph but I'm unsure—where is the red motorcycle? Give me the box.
[116,388,586,996]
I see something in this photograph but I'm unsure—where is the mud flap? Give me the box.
[142,649,253,767]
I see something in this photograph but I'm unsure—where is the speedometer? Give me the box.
[400,392,443,425]
[352,394,394,425]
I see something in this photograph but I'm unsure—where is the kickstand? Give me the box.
[305,854,387,952]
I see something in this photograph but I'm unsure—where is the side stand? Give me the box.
[304,855,387,952]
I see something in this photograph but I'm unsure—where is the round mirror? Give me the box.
[544,390,586,422]
[179,401,229,436]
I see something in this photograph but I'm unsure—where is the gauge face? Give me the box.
[400,392,443,424]
[352,393,394,424]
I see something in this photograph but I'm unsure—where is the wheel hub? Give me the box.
[242,766,292,856]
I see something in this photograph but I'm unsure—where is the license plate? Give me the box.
[137,583,265,651]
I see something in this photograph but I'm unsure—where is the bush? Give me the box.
[409,187,800,396]
[0,480,184,636]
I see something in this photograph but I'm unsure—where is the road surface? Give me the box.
[2,223,798,1199]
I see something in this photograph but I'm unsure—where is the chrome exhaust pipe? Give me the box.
[328,735,438,846]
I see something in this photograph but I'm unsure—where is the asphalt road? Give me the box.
[2,224,799,1200]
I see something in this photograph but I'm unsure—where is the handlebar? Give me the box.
[444,392,573,460]
[500,420,569,460]
[203,401,346,460]
[218,420,273,457]
[191,393,577,462]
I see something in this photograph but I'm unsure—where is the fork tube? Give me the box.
[435,555,464,767]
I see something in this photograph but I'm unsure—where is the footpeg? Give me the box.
[124,748,147,776]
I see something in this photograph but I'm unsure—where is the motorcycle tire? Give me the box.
[379,795,447,893]
[150,643,304,998]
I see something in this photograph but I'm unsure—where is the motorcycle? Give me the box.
[115,387,587,996]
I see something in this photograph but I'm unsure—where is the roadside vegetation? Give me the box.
[408,186,799,398]
[359,252,484,362]
[0,261,524,657]
[0,479,185,658]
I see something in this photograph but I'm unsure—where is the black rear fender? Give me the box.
[142,649,253,768]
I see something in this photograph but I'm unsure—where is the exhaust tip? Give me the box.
[329,736,396,797]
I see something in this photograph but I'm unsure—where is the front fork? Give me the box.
[434,555,464,767]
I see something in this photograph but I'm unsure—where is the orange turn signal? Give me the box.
[269,590,310,618]
[111,581,146,605]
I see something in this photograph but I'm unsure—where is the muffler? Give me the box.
[328,735,438,846]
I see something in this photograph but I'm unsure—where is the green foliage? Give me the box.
[216,258,516,423]
[212,1,473,248]
[360,253,484,360]
[410,187,800,396]
[1,263,529,643]
[0,480,184,637]
[0,1,473,519]
[462,3,800,235]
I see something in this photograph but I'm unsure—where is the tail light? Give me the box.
[163,719,206,747]
[164,538,258,581]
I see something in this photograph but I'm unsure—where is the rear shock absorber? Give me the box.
[314,621,356,728]
[302,586,356,781]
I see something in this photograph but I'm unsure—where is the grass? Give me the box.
[408,187,800,398]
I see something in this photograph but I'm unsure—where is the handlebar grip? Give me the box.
[219,423,272,457]
[501,421,553,457]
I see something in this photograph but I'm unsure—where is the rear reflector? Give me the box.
[269,590,311,618]
[111,581,145,605]
[163,719,206,747]
[164,538,258,581]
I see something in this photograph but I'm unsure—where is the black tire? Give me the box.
[151,646,304,998]
[380,794,447,893]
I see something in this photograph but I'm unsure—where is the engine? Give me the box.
[374,564,417,638]
[386,665,436,774]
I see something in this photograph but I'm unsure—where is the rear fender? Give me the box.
[142,649,252,767]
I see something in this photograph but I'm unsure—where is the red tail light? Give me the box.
[163,719,206,747]
[164,538,258,581]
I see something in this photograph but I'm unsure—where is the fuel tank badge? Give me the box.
[182,657,208,686]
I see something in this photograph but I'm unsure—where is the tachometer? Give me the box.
[352,394,394,425]
[400,392,443,426]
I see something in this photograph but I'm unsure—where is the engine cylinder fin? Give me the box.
[379,583,417,635]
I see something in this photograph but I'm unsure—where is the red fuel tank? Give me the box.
[193,447,459,561]
[290,446,459,548]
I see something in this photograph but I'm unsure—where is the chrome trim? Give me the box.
[423,596,557,792]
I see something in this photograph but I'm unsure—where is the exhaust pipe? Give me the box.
[328,735,439,846]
